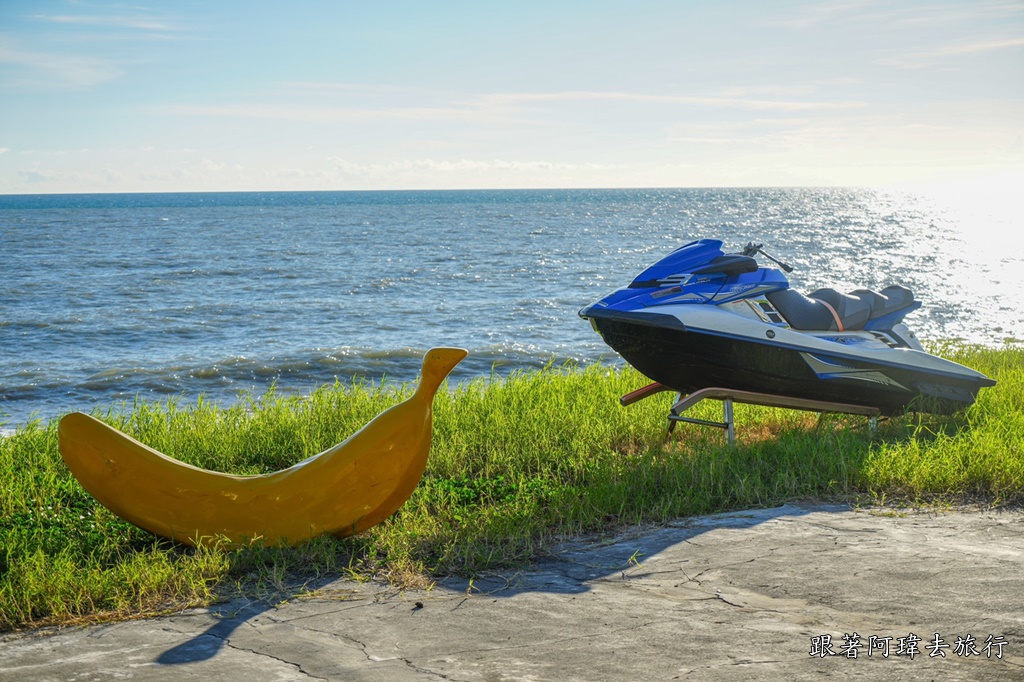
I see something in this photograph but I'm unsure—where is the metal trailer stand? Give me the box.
[620,383,881,445]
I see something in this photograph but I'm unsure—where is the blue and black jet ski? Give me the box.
[580,239,995,415]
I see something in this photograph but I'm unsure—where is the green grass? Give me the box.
[1,343,1021,631]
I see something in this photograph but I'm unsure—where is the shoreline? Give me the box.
[4,336,1020,434]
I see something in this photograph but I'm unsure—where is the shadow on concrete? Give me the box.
[157,599,274,664]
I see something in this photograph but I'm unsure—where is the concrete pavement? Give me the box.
[2,503,1022,681]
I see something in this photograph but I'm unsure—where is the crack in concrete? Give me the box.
[798,519,882,535]
[267,599,380,624]
[607,566,690,581]
[713,592,752,610]
[197,627,328,681]
[441,620,663,658]
[395,655,471,682]
[675,567,713,588]
[675,658,784,677]
[278,614,668,678]
[255,611,472,681]
[670,547,778,589]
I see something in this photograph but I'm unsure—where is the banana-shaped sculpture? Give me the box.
[58,347,467,547]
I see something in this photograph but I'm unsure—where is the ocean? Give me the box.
[2,187,1021,429]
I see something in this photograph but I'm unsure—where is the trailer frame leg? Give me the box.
[622,383,882,445]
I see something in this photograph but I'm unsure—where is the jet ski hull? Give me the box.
[589,313,991,415]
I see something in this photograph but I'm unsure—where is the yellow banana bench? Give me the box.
[58,347,467,547]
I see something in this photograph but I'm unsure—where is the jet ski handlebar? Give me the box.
[741,241,794,273]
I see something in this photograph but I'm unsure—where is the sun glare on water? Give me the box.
[895,172,1024,344]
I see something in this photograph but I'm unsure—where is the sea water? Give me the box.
[2,187,1021,429]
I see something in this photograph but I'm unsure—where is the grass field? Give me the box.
[1,343,1020,631]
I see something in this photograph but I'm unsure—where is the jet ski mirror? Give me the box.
[742,241,794,273]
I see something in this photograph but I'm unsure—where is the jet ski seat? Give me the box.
[766,285,917,332]
[806,288,872,330]
[765,289,852,331]
[851,285,916,320]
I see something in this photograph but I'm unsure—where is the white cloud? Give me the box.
[766,1,1024,31]
[161,103,486,123]
[327,157,623,176]
[0,36,121,88]
[17,168,56,183]
[476,90,867,112]
[877,36,1024,68]
[932,37,1024,56]
[286,82,432,96]
[30,14,187,32]
[285,82,865,113]
[759,0,878,30]
[161,87,866,127]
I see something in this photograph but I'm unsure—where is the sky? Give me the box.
[0,0,1022,193]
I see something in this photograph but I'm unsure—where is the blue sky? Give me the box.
[1,0,1021,193]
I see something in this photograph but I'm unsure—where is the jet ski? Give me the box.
[580,239,995,415]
